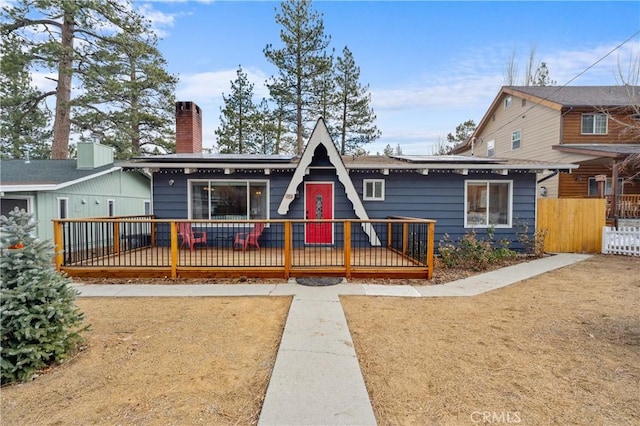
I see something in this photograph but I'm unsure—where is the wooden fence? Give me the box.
[537,198,606,253]
[602,227,640,256]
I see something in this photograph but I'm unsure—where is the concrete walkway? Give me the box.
[72,253,591,426]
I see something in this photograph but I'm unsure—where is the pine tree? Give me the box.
[334,46,381,155]
[1,208,87,384]
[73,27,177,158]
[264,0,332,155]
[215,66,258,154]
[1,0,150,159]
[0,33,51,159]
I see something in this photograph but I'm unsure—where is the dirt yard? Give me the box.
[343,254,640,425]
[1,255,638,425]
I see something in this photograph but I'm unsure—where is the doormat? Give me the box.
[295,277,343,287]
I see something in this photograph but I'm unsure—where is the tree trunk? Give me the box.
[51,8,74,159]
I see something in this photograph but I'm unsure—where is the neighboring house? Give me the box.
[452,86,640,200]
[1,143,151,241]
[120,101,576,250]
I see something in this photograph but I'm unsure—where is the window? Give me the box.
[504,96,512,108]
[144,200,151,215]
[57,198,68,219]
[487,140,495,157]
[465,181,512,228]
[0,196,32,217]
[588,177,623,196]
[107,199,115,217]
[511,130,521,150]
[363,179,384,201]
[581,113,608,134]
[189,180,268,220]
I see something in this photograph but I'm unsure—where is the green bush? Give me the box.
[1,208,87,384]
[437,228,517,271]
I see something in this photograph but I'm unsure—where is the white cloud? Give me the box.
[137,3,177,38]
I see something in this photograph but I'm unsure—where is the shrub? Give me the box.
[437,228,517,271]
[1,208,87,384]
[517,221,548,257]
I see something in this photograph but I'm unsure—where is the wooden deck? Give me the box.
[55,218,436,280]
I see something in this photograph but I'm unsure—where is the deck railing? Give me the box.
[605,194,640,219]
[52,217,436,280]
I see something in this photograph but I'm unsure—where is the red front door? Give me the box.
[305,182,333,244]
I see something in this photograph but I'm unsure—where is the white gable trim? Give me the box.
[277,119,381,246]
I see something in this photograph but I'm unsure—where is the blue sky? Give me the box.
[143,1,639,154]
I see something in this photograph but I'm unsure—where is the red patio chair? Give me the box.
[178,222,207,251]
[233,223,265,252]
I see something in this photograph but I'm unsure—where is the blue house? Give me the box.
[120,103,577,252]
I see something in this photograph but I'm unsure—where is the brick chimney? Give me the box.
[175,101,202,154]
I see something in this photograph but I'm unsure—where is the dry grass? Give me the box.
[342,254,640,425]
[0,297,291,425]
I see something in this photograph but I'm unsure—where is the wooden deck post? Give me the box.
[344,221,351,278]
[113,222,120,254]
[402,222,408,255]
[170,221,178,279]
[387,221,392,248]
[53,220,63,271]
[426,221,435,280]
[284,221,291,278]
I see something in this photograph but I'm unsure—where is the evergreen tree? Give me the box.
[383,144,394,156]
[1,208,87,384]
[264,0,332,155]
[215,66,258,154]
[309,50,338,136]
[334,46,381,155]
[1,0,149,159]
[446,119,476,144]
[531,62,556,86]
[73,28,177,158]
[0,33,51,159]
[254,98,278,154]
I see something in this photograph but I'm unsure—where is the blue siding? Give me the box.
[151,168,537,251]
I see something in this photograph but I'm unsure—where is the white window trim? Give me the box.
[581,113,608,135]
[511,130,521,150]
[363,179,385,201]
[187,179,270,224]
[487,139,495,157]
[57,197,69,219]
[143,200,152,215]
[504,96,512,108]
[1,195,34,215]
[464,180,513,229]
[107,199,115,217]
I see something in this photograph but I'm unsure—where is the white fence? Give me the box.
[602,226,640,256]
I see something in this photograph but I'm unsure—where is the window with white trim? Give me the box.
[189,180,268,220]
[588,177,623,196]
[144,200,151,215]
[363,179,384,201]
[465,181,512,227]
[487,140,495,157]
[107,199,115,217]
[581,113,608,134]
[504,96,512,108]
[57,197,69,219]
[1,196,33,217]
[511,130,521,150]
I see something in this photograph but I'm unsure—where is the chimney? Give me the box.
[175,101,202,154]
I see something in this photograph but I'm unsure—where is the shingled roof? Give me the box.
[506,85,638,107]
[0,159,119,189]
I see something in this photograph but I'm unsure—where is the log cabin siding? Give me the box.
[558,164,640,198]
[561,108,633,143]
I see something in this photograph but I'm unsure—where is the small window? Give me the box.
[511,130,521,150]
[144,200,151,215]
[363,179,384,201]
[107,199,115,217]
[487,140,495,157]
[0,196,32,217]
[504,96,512,108]
[465,181,512,228]
[588,177,623,196]
[581,113,608,134]
[57,198,69,219]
